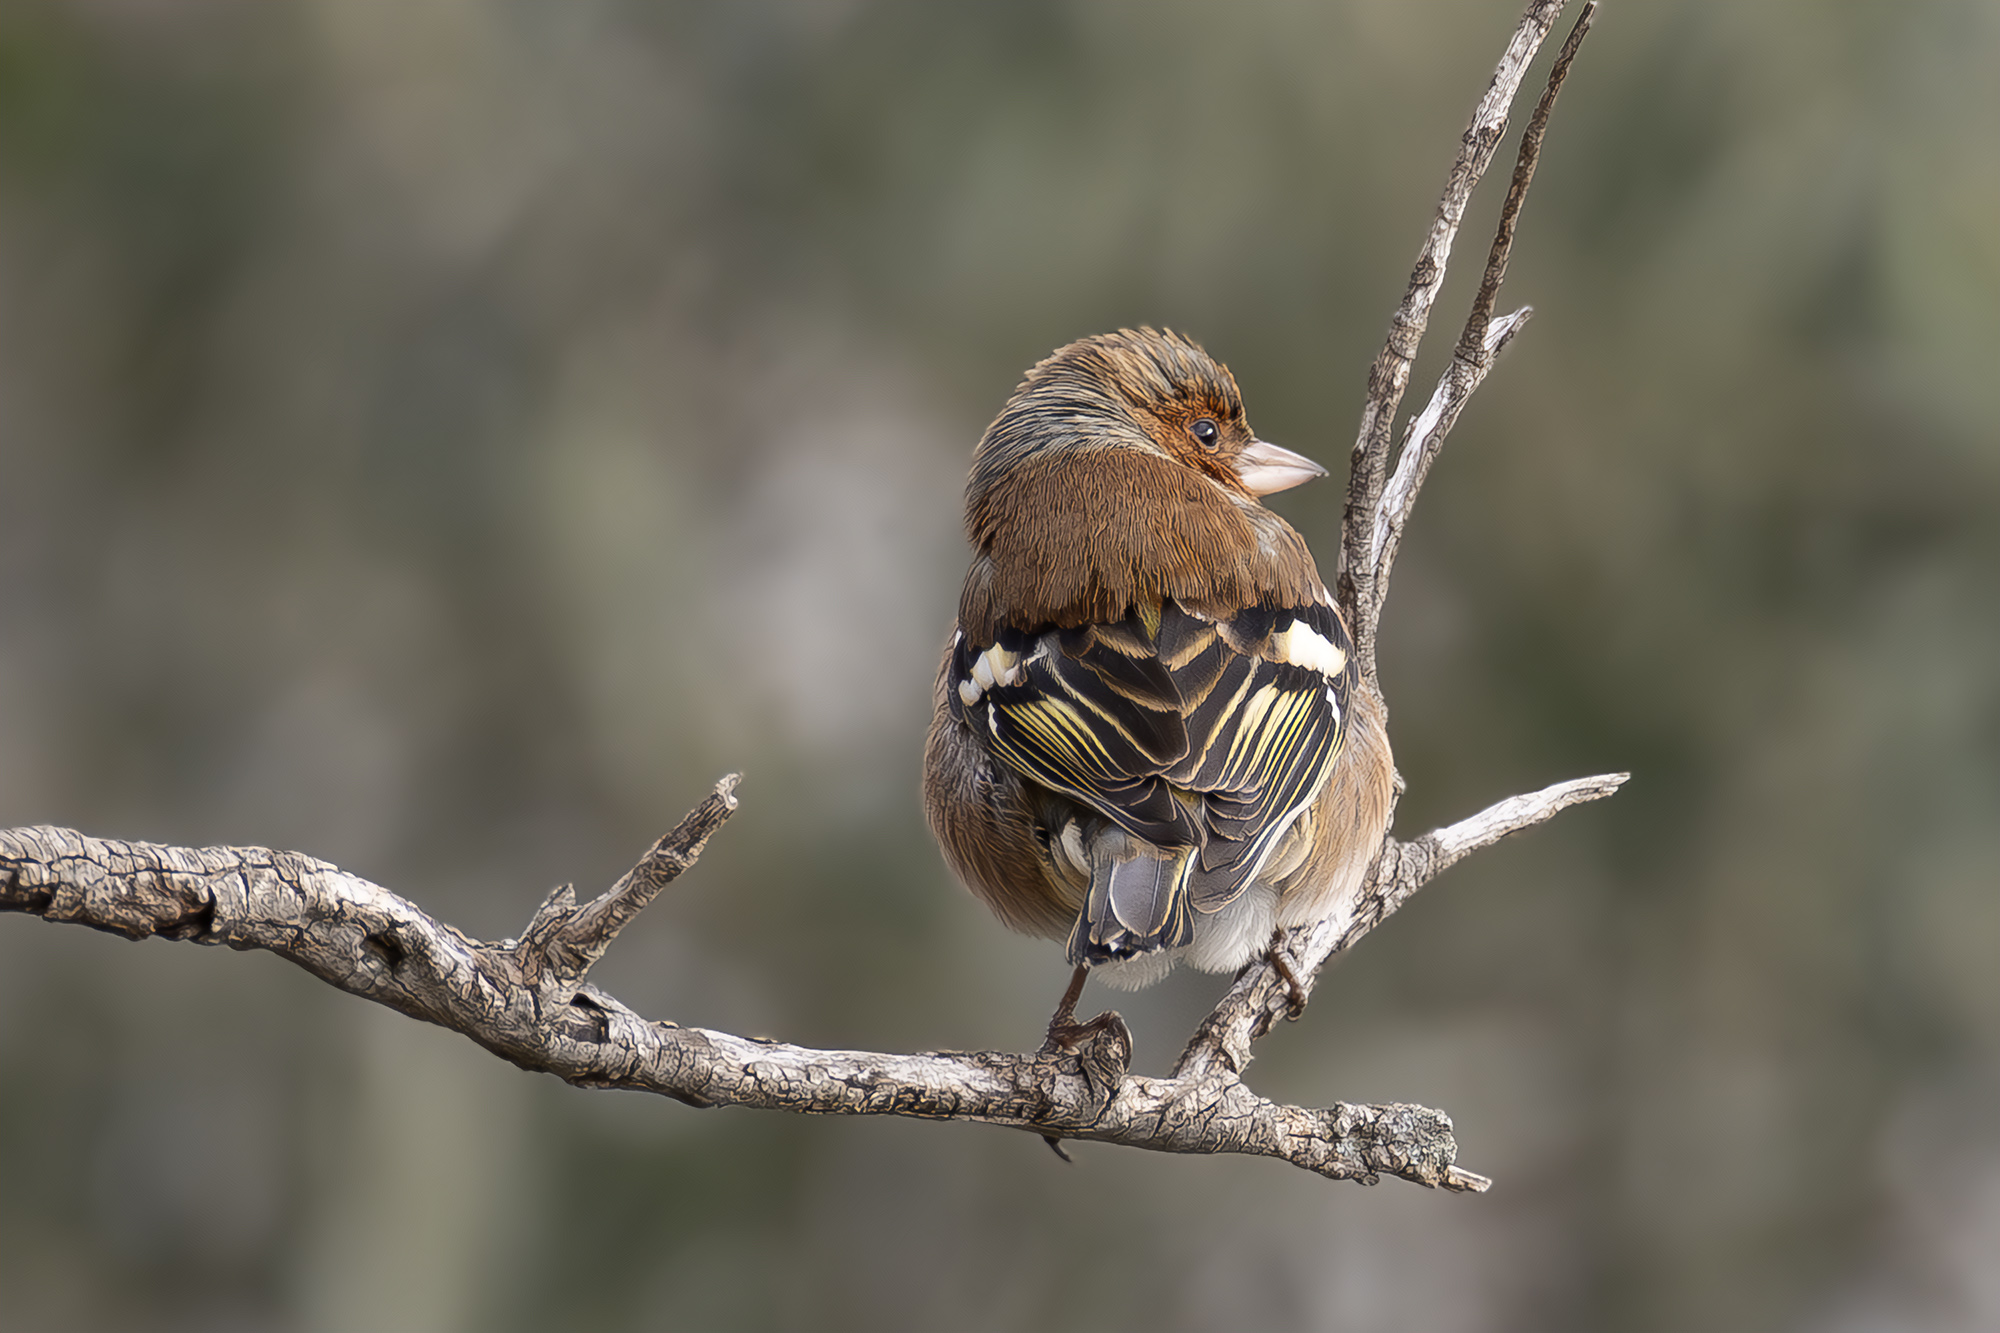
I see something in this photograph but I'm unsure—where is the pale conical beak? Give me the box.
[1234,438,1328,496]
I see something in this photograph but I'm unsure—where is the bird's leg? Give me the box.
[1038,963,1132,1161]
[1040,964,1090,1161]
[1040,963,1121,1053]
[1047,963,1088,1032]
[1267,929,1309,1019]
[1041,964,1090,1050]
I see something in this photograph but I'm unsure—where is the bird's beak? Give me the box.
[1234,438,1328,496]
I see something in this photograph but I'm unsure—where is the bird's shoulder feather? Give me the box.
[958,448,1320,642]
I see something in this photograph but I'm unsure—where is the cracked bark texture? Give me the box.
[1,770,1613,1189]
[0,0,1613,1189]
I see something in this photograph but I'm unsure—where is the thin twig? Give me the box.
[1459,3,1598,361]
[523,773,741,982]
[1175,772,1629,1082]
[1371,3,1598,591]
[1370,305,1534,572]
[1339,0,1572,677]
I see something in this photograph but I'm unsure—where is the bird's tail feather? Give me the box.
[1066,841,1196,966]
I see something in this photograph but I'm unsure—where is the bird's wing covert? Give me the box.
[952,599,1356,912]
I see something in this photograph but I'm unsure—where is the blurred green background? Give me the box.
[3,2,1997,1330]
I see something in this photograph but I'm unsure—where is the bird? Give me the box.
[923,327,1394,1043]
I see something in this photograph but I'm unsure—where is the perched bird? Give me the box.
[924,327,1394,1031]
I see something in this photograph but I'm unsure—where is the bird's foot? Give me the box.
[1038,962,1129,1052]
[1039,963,1090,1053]
[1030,967,1133,1158]
[1267,930,1309,1019]
[1042,1010,1124,1054]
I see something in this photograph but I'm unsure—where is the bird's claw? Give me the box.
[1041,1011,1122,1055]
[1267,932,1309,1019]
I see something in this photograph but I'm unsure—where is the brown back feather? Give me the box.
[960,448,1321,641]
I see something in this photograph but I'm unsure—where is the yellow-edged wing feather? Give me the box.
[949,600,1356,915]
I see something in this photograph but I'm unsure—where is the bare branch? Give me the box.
[0,813,1482,1189]
[1339,0,1574,676]
[1397,770,1630,884]
[1459,3,1598,360]
[522,773,741,983]
[1370,3,1599,596]
[1372,305,1534,571]
[1175,773,1629,1086]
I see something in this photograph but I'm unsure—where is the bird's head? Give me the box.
[969,327,1326,506]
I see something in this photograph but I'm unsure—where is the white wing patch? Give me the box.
[955,641,1038,708]
[1272,622,1348,677]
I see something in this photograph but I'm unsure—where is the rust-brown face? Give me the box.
[1134,382,1260,497]
[1120,357,1325,500]
[967,327,1326,531]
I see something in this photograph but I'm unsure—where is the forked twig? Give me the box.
[1371,3,1599,592]
[1339,0,1579,678]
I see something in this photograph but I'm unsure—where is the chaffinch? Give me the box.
[924,327,1394,1019]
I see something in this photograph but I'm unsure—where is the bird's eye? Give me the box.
[1190,418,1220,450]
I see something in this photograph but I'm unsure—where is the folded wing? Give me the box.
[949,598,1357,943]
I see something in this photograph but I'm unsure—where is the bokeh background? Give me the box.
[2,1,1996,1330]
